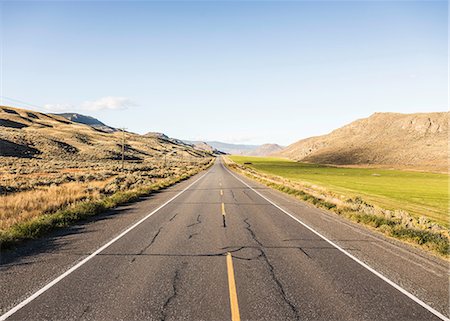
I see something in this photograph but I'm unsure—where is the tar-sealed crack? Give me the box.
[187,214,201,227]
[131,211,180,263]
[244,218,301,320]
[243,190,254,201]
[298,247,310,258]
[161,262,187,321]
[243,218,263,247]
[79,305,91,319]
[188,232,198,239]
[230,190,237,202]
[141,227,162,253]
[131,227,163,263]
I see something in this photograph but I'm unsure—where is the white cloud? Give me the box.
[43,96,136,113]
[80,96,136,111]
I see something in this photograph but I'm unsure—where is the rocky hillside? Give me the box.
[0,106,213,161]
[56,113,117,133]
[276,112,448,171]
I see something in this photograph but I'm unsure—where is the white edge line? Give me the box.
[0,171,209,321]
[224,164,450,321]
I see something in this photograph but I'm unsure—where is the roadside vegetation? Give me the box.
[0,157,213,248]
[226,156,449,258]
[0,105,216,248]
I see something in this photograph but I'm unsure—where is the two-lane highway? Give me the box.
[1,158,448,320]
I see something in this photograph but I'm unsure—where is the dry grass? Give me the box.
[0,181,105,231]
[0,157,214,247]
[0,157,212,231]
[0,105,215,247]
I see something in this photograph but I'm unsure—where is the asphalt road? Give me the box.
[1,158,449,321]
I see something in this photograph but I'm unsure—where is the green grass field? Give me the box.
[230,156,449,227]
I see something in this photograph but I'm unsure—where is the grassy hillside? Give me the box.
[230,156,448,227]
[275,112,448,172]
[0,105,212,161]
[0,105,214,246]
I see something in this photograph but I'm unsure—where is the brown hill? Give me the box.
[56,113,117,133]
[275,112,448,171]
[0,105,212,161]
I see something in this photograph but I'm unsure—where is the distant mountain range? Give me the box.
[184,140,283,156]
[275,112,448,171]
[247,144,284,156]
[45,113,284,156]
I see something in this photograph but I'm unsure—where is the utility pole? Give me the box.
[120,128,127,171]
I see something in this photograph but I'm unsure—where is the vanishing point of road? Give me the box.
[1,158,449,320]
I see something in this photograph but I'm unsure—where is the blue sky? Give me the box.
[1,0,447,145]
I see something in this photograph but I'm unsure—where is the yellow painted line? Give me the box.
[226,253,241,321]
[221,202,226,216]
[220,189,223,196]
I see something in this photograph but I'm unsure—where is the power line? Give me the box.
[0,96,46,111]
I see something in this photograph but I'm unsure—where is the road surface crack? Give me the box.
[298,247,310,258]
[141,227,162,253]
[161,263,186,321]
[244,218,301,320]
[243,190,254,201]
[188,232,198,239]
[131,227,163,263]
[79,305,91,319]
[187,214,201,227]
[169,213,178,222]
[230,190,237,201]
[243,218,263,247]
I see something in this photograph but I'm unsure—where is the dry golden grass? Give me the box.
[0,181,106,231]
[0,157,212,233]
[0,158,214,248]
[0,105,215,244]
